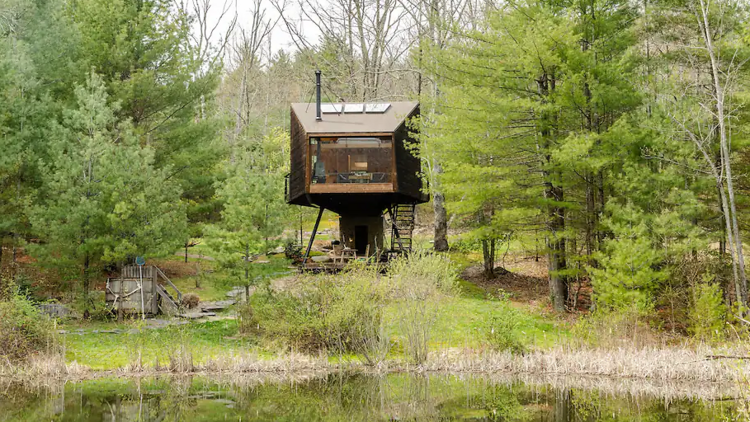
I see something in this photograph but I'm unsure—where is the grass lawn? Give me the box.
[384,279,568,351]
[62,320,258,370]
[150,254,295,302]
[56,243,566,370]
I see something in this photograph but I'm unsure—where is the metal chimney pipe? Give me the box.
[315,70,322,121]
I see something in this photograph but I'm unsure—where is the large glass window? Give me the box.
[309,137,393,184]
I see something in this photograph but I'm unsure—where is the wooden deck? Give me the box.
[309,183,395,194]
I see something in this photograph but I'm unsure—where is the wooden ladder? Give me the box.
[389,204,416,253]
[155,267,182,315]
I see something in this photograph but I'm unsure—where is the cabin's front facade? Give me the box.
[287,101,427,217]
[286,96,428,262]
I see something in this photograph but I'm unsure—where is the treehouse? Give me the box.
[286,72,428,265]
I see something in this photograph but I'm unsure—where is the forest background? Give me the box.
[0,0,749,336]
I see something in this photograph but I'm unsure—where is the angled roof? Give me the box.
[291,102,419,135]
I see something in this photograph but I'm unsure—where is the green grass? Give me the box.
[384,295,566,351]
[151,254,295,302]
[62,320,257,369]
[170,271,232,302]
[57,246,566,370]
[380,248,566,350]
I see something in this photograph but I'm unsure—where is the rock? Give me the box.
[271,246,285,254]
[178,311,216,319]
[311,255,331,263]
[200,300,236,312]
[227,286,253,300]
[37,303,80,319]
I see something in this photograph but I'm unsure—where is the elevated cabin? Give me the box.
[287,101,428,216]
[286,96,428,262]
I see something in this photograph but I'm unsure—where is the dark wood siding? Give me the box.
[394,106,425,202]
[289,109,309,205]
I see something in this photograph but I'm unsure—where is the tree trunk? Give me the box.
[547,183,568,312]
[699,0,748,307]
[185,241,189,263]
[83,253,90,318]
[195,262,202,289]
[537,72,567,312]
[433,162,449,252]
[244,244,251,303]
[585,173,594,258]
[482,238,495,279]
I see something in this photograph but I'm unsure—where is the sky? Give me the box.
[192,0,323,60]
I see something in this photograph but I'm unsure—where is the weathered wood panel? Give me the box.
[289,109,309,205]
[394,105,425,202]
[105,278,157,314]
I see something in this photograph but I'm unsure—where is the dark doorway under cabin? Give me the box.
[354,225,368,255]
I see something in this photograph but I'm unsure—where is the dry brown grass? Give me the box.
[421,346,747,382]
[465,372,742,402]
[1,345,746,396]
[201,352,331,373]
[0,353,87,379]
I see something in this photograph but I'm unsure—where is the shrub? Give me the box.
[570,307,656,349]
[448,237,482,253]
[181,293,200,309]
[284,242,303,263]
[320,265,390,364]
[689,282,726,341]
[0,285,57,363]
[241,288,326,351]
[243,252,458,365]
[241,264,389,361]
[485,296,526,354]
[389,251,458,364]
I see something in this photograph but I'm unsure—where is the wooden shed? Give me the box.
[286,72,428,264]
[105,265,182,316]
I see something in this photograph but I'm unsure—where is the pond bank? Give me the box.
[3,345,747,386]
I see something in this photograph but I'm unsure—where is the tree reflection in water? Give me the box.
[0,373,741,421]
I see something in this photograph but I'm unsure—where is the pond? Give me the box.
[0,373,743,421]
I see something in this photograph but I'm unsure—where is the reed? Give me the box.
[421,346,747,382]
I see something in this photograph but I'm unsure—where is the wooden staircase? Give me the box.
[388,204,416,253]
[155,267,182,315]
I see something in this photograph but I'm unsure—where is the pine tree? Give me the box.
[205,129,289,301]
[28,72,186,311]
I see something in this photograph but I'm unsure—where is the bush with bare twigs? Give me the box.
[181,293,200,309]
[243,252,458,365]
[0,284,58,363]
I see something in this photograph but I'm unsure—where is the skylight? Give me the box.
[365,103,391,113]
[343,103,364,113]
[320,103,391,114]
[320,104,343,113]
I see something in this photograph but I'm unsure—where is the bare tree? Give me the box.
[177,0,238,74]
[666,0,750,308]
[694,0,749,308]
[273,0,411,101]
[213,0,279,161]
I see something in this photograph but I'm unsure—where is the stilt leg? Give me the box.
[303,207,325,265]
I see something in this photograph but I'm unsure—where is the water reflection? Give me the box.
[0,373,741,421]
